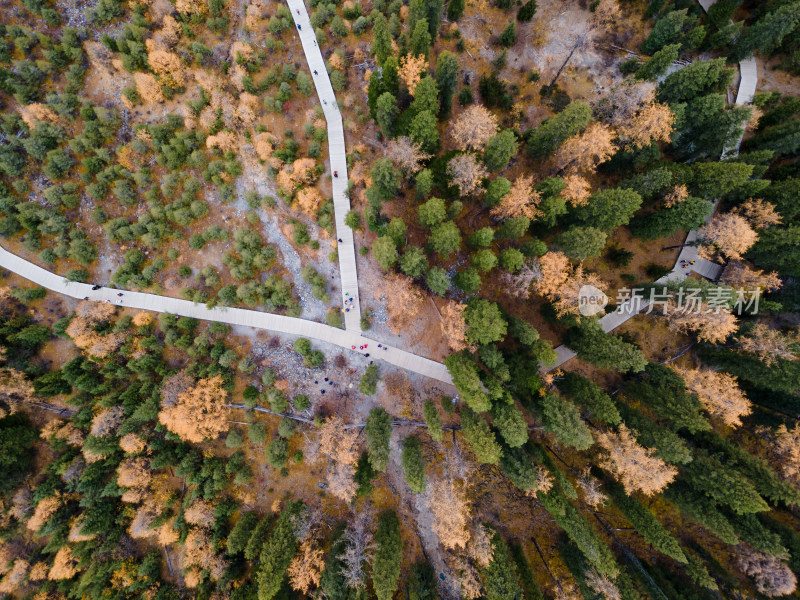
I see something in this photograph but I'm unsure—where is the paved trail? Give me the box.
[0,245,453,383]
[286,0,362,332]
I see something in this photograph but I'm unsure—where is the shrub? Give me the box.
[359,364,380,395]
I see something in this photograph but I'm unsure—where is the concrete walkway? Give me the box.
[547,0,755,370]
[286,0,362,332]
[0,245,453,384]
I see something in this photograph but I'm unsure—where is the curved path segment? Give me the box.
[287,0,362,332]
[0,245,453,383]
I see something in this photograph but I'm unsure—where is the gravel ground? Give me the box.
[232,150,335,322]
[231,325,372,407]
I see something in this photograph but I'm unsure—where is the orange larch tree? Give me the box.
[555,123,617,174]
[490,175,543,221]
[158,374,229,443]
[595,425,678,495]
[698,213,758,260]
[682,368,751,428]
[733,198,782,230]
[449,105,499,152]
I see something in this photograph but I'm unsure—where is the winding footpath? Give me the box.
[0,244,452,383]
[0,0,759,384]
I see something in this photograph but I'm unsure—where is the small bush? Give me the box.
[326,307,344,328]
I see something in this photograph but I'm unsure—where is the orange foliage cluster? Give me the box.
[560,174,591,207]
[440,301,470,352]
[595,425,678,496]
[733,198,782,230]
[555,123,617,174]
[490,175,543,221]
[184,500,216,526]
[398,55,428,95]
[277,157,318,193]
[65,301,124,358]
[698,213,758,260]
[667,302,738,344]
[146,43,186,89]
[449,105,499,151]
[428,477,471,550]
[183,529,227,584]
[133,72,164,104]
[720,261,782,293]
[27,495,61,532]
[381,273,426,333]
[762,424,800,490]
[17,104,59,129]
[117,457,153,503]
[308,416,360,502]
[534,251,606,317]
[119,433,147,454]
[616,102,674,150]
[663,184,688,208]
[0,558,27,594]
[48,546,80,580]
[206,131,238,153]
[288,541,325,593]
[0,368,35,417]
[158,374,229,443]
[737,323,799,365]
[682,368,751,428]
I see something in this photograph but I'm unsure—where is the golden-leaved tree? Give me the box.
[490,175,542,221]
[595,425,678,495]
[534,251,606,317]
[440,301,470,352]
[555,123,617,174]
[666,303,738,344]
[307,415,360,503]
[682,368,751,428]
[737,323,799,365]
[399,54,428,95]
[733,198,782,230]
[449,105,499,151]
[698,213,758,260]
[158,374,229,443]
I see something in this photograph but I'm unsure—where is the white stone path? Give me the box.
[286,0,362,332]
[0,244,453,384]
